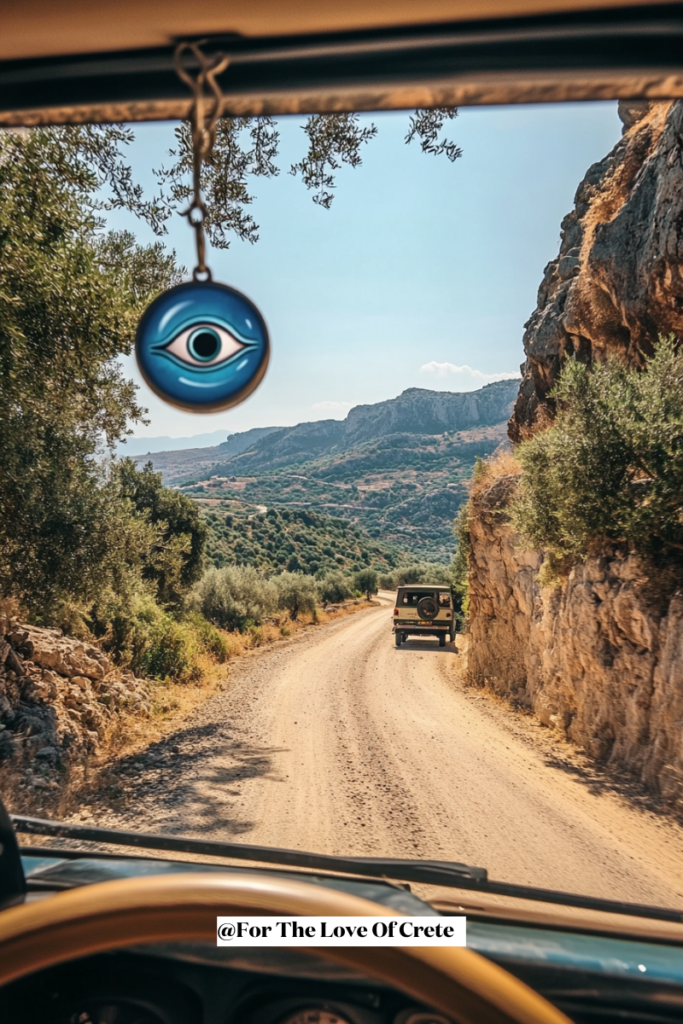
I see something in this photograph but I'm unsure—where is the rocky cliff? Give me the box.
[467,100,683,809]
[466,464,683,810]
[511,100,683,441]
[345,380,518,445]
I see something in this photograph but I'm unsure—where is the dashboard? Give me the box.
[0,944,434,1024]
[2,853,683,1024]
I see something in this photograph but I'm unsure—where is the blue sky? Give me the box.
[109,102,622,442]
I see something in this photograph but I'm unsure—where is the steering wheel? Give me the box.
[0,873,570,1024]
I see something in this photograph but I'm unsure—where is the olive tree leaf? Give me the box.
[49,124,173,233]
[289,113,378,209]
[405,108,462,162]
[154,117,280,248]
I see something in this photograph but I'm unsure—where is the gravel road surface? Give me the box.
[105,594,683,909]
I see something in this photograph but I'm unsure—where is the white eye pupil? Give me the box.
[189,328,220,361]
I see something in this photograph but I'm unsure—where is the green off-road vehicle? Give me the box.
[393,584,456,648]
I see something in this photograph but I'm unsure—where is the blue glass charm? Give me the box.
[135,281,270,412]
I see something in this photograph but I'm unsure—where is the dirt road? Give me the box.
[106,594,683,909]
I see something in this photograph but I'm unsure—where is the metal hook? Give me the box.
[174,41,230,280]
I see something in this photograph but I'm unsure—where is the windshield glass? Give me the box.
[2,100,683,915]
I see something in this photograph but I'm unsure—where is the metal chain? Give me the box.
[174,41,230,281]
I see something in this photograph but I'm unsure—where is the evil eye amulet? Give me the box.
[135,281,270,412]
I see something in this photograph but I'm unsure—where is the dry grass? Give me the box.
[469,448,522,499]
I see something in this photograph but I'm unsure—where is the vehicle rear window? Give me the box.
[400,592,434,606]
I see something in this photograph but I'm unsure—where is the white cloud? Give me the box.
[311,400,355,417]
[419,362,519,386]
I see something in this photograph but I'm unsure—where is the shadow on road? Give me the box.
[97,720,287,839]
[395,638,458,655]
[541,750,678,820]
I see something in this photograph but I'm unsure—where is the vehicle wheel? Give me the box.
[439,634,446,647]
[395,632,402,647]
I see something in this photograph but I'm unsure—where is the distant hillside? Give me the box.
[132,426,281,485]
[210,380,516,477]
[188,422,508,559]
[203,506,403,575]
[167,381,518,561]
[120,428,241,457]
[345,384,519,444]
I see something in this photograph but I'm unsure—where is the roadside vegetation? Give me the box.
[452,337,683,600]
[511,336,683,576]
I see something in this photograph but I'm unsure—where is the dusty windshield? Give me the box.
[2,100,683,913]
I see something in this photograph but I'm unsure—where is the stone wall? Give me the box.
[466,470,683,809]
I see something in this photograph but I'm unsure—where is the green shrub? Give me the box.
[511,335,683,559]
[317,571,353,604]
[273,571,318,620]
[188,565,278,630]
[182,611,228,662]
[248,625,264,646]
[353,568,378,599]
[89,592,227,681]
[90,591,165,670]
[449,503,470,628]
[140,616,203,682]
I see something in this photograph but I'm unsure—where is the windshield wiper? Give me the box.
[11,814,683,924]
[11,813,485,887]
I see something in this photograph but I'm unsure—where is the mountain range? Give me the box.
[134,380,518,560]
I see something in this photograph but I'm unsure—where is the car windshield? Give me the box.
[3,98,683,917]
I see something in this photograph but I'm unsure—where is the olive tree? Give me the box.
[0,126,182,618]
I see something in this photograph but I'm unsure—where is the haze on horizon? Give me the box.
[106,102,622,442]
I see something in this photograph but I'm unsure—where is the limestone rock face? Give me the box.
[347,381,519,445]
[510,100,683,441]
[0,611,150,782]
[466,473,683,808]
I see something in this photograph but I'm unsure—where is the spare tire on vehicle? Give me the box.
[416,596,438,620]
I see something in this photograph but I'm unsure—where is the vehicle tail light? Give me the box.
[394,608,398,615]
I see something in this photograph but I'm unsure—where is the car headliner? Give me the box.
[3,0,678,62]
[3,2,683,129]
